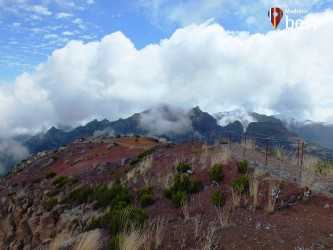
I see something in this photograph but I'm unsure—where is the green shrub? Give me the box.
[137,187,154,207]
[43,198,58,211]
[137,148,154,159]
[46,187,63,197]
[237,160,249,174]
[101,204,148,234]
[52,176,67,186]
[52,176,78,188]
[92,181,131,208]
[32,177,43,184]
[176,162,191,173]
[188,179,203,193]
[109,234,120,250]
[211,191,225,206]
[137,187,151,197]
[232,175,249,194]
[172,190,188,207]
[64,187,92,205]
[139,194,154,207]
[129,158,140,166]
[164,173,202,207]
[210,163,224,182]
[45,172,57,179]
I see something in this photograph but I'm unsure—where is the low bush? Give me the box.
[139,194,154,207]
[129,158,140,166]
[164,174,202,207]
[64,187,92,205]
[92,180,131,208]
[238,160,249,174]
[211,191,225,206]
[46,188,63,197]
[137,148,154,159]
[172,190,188,207]
[210,163,224,182]
[137,187,154,207]
[87,204,148,235]
[189,179,203,193]
[32,177,43,184]
[176,162,191,173]
[52,176,78,188]
[232,175,249,194]
[45,172,57,179]
[43,198,58,211]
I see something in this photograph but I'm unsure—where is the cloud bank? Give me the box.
[0,10,332,137]
[0,139,29,174]
[139,105,193,136]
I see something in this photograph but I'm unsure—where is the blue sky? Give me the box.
[1,0,331,82]
[0,0,332,138]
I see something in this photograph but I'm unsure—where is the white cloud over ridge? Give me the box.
[0,10,332,137]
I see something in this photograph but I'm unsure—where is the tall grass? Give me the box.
[193,215,203,239]
[210,146,231,166]
[215,204,231,229]
[249,172,263,208]
[139,155,153,175]
[301,156,319,189]
[154,216,165,249]
[181,200,190,221]
[200,145,209,170]
[74,230,103,250]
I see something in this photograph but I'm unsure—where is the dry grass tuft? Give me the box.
[249,171,263,208]
[193,215,203,239]
[241,139,255,150]
[301,156,319,189]
[210,146,231,166]
[127,168,137,183]
[74,230,103,250]
[139,155,153,175]
[266,183,280,213]
[215,204,231,229]
[231,189,241,208]
[118,227,148,250]
[203,221,220,250]
[181,200,190,221]
[154,216,165,249]
[274,145,293,162]
[157,171,174,189]
[200,145,209,170]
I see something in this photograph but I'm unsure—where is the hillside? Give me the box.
[1,136,332,249]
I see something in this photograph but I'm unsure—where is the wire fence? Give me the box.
[173,130,333,164]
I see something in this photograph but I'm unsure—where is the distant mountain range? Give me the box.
[1,106,332,176]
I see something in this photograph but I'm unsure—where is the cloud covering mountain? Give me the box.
[0,10,332,137]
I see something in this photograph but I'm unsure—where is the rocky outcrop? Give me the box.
[0,185,101,248]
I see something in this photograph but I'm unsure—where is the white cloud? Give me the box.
[44,34,59,39]
[12,22,21,27]
[0,10,332,137]
[87,0,95,5]
[139,105,193,135]
[31,5,52,16]
[62,31,74,36]
[0,139,29,174]
[73,18,83,24]
[56,12,73,19]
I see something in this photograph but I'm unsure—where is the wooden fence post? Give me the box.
[265,139,268,165]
